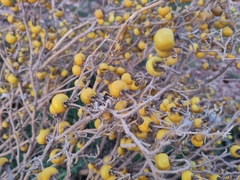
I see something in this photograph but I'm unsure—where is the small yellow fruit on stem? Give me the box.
[230,145,240,158]
[154,153,170,170]
[154,28,174,52]
[146,56,164,76]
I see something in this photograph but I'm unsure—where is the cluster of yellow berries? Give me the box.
[0,0,240,179]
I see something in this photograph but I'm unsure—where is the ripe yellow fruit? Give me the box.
[154,28,174,52]
[94,118,102,129]
[138,41,146,50]
[67,132,77,145]
[77,108,86,118]
[1,121,8,128]
[155,47,172,58]
[130,81,139,90]
[1,0,12,6]
[154,153,170,170]
[16,22,26,31]
[133,28,140,36]
[201,62,209,70]
[2,133,8,140]
[189,43,198,53]
[167,111,183,122]
[108,80,129,98]
[166,56,178,66]
[51,94,68,114]
[36,167,58,180]
[6,32,18,44]
[191,96,200,104]
[61,70,68,77]
[6,73,18,84]
[100,164,112,179]
[7,14,15,23]
[49,104,57,115]
[36,129,50,145]
[209,174,221,180]
[194,134,204,142]
[214,21,223,29]
[72,65,82,76]
[11,6,19,12]
[55,10,63,18]
[87,32,96,39]
[156,129,169,140]
[98,63,109,72]
[230,145,240,158]
[20,144,29,152]
[80,88,96,104]
[222,26,233,37]
[138,116,152,132]
[181,170,193,180]
[157,6,170,16]
[121,73,132,85]
[123,0,132,8]
[150,112,160,125]
[193,118,202,128]
[102,111,112,121]
[165,13,172,21]
[0,157,9,167]
[49,149,66,165]
[32,40,42,48]
[30,25,42,34]
[114,100,128,111]
[146,56,164,76]
[58,121,70,134]
[117,146,125,156]
[236,62,240,70]
[74,53,85,65]
[191,135,204,147]
[138,105,146,116]
[115,67,126,76]
[95,9,104,19]
[195,51,205,59]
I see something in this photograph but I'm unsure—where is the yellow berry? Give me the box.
[138,41,146,50]
[138,116,152,132]
[36,167,58,180]
[74,53,85,65]
[181,170,193,180]
[1,121,8,128]
[80,88,96,104]
[36,129,50,145]
[230,145,240,158]
[123,0,132,8]
[1,0,12,7]
[154,28,174,52]
[154,153,170,170]
[6,32,18,44]
[146,56,164,76]
[156,129,169,140]
[100,164,112,179]
[108,80,129,98]
[58,121,70,134]
[94,9,103,19]
[222,26,233,37]
[72,65,82,76]
[193,118,202,128]
[121,73,132,85]
[157,6,170,16]
[49,149,66,165]
[51,94,68,114]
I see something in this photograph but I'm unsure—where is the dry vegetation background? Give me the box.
[0,0,240,180]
